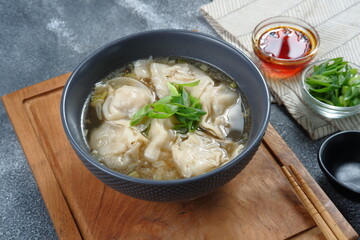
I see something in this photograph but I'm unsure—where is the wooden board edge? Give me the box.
[263,124,359,239]
[1,74,82,240]
[2,72,358,240]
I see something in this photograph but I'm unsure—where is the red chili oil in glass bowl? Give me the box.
[252,16,320,78]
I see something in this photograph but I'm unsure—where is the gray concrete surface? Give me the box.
[0,0,359,239]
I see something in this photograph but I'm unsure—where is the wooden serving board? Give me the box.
[2,73,358,240]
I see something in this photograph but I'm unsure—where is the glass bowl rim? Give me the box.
[301,59,360,111]
[252,16,320,63]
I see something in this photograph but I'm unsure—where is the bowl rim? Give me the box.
[318,130,360,195]
[301,59,360,111]
[252,15,320,63]
[61,29,271,185]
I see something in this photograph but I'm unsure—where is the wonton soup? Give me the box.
[82,57,251,180]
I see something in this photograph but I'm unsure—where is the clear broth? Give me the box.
[82,57,251,179]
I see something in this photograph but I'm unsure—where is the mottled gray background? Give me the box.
[0,0,359,239]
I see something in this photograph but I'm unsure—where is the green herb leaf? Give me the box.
[170,80,200,87]
[130,80,207,133]
[167,82,180,96]
[130,105,151,126]
[156,95,173,104]
[147,110,175,119]
[182,87,190,106]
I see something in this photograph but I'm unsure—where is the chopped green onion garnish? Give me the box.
[130,81,206,133]
[305,58,360,107]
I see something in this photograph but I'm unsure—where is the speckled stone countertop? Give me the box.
[0,0,359,239]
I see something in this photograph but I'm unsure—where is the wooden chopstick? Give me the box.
[288,164,348,240]
[281,166,341,240]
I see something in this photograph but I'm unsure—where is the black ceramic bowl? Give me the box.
[319,131,360,200]
[61,29,270,202]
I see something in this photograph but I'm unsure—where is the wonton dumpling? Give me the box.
[186,64,215,98]
[149,63,213,98]
[171,132,229,178]
[89,121,148,171]
[134,59,151,79]
[200,84,239,139]
[149,62,238,139]
[102,85,153,122]
[144,118,176,162]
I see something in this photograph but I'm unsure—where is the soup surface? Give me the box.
[83,57,250,180]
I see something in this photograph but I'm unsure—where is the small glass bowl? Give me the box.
[301,60,360,119]
[252,16,320,78]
